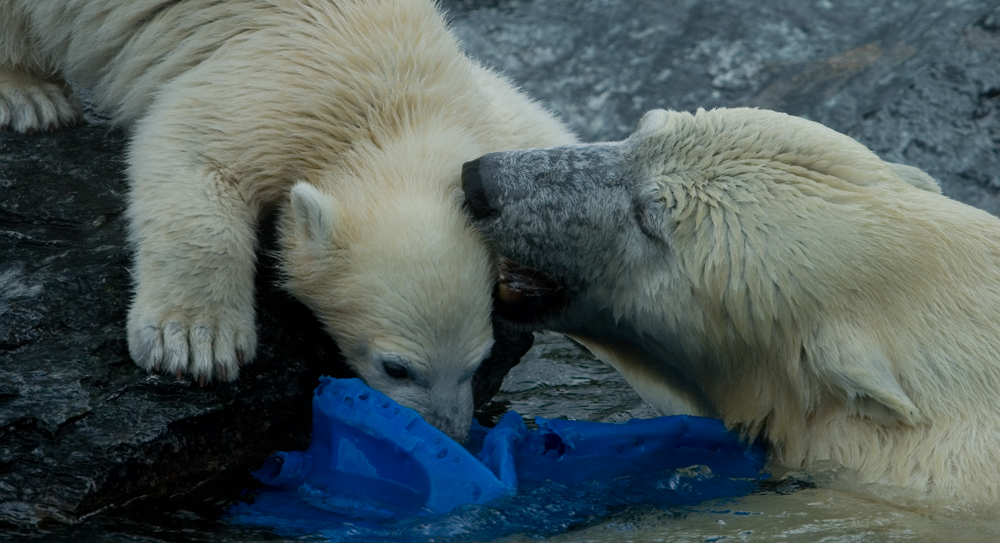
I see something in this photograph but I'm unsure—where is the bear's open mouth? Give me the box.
[493,258,568,323]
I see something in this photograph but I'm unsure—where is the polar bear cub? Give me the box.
[463,107,1000,500]
[0,0,576,441]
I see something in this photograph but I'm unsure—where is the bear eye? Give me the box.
[382,360,410,380]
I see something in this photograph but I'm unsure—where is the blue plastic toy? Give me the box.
[228,377,767,539]
[252,377,512,516]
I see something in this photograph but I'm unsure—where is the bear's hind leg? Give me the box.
[125,127,259,384]
[0,64,82,133]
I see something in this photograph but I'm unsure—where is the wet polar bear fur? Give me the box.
[0,0,576,441]
[464,107,1000,500]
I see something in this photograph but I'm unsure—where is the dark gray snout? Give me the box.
[462,149,557,225]
[460,143,647,316]
[461,159,498,221]
[461,150,575,325]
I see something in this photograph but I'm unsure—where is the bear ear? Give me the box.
[289,182,339,244]
[886,162,942,194]
[632,109,672,138]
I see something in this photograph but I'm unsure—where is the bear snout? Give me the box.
[462,159,499,221]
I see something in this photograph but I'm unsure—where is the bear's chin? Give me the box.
[493,258,569,324]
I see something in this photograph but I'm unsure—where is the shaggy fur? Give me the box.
[0,0,576,442]
[465,107,1000,500]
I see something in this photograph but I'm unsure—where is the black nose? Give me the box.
[462,159,498,221]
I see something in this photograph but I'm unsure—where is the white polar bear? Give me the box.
[463,107,1000,501]
[0,0,576,442]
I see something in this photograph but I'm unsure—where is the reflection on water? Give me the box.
[490,485,1000,543]
[492,489,1000,543]
[9,332,1000,542]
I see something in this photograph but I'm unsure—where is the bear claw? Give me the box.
[127,310,256,386]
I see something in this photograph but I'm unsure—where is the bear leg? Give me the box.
[0,64,82,133]
[125,130,259,384]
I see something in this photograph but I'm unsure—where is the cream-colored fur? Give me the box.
[469,106,1000,500]
[598,108,1000,501]
[0,0,576,441]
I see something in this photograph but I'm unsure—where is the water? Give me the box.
[10,332,1000,542]
[484,332,663,425]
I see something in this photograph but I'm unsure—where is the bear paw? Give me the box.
[127,308,257,386]
[0,72,83,133]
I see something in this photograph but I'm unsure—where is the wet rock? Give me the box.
[0,125,349,526]
[3,0,1000,537]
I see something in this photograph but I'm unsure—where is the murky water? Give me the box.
[484,332,662,425]
[11,332,1000,542]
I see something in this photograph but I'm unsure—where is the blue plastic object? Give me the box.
[228,377,767,539]
[252,377,512,516]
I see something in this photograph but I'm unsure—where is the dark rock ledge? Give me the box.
[0,124,345,526]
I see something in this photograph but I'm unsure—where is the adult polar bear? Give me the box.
[463,107,1000,501]
[0,0,575,441]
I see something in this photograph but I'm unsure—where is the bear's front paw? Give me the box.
[0,72,83,133]
[127,307,257,385]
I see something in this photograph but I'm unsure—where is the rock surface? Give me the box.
[0,123,350,527]
[450,0,1000,211]
[3,0,1000,539]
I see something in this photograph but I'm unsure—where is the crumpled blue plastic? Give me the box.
[226,377,767,540]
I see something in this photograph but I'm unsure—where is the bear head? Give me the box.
[280,179,495,444]
[461,113,674,330]
[463,108,930,437]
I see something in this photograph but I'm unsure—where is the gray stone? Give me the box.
[447,0,1000,212]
